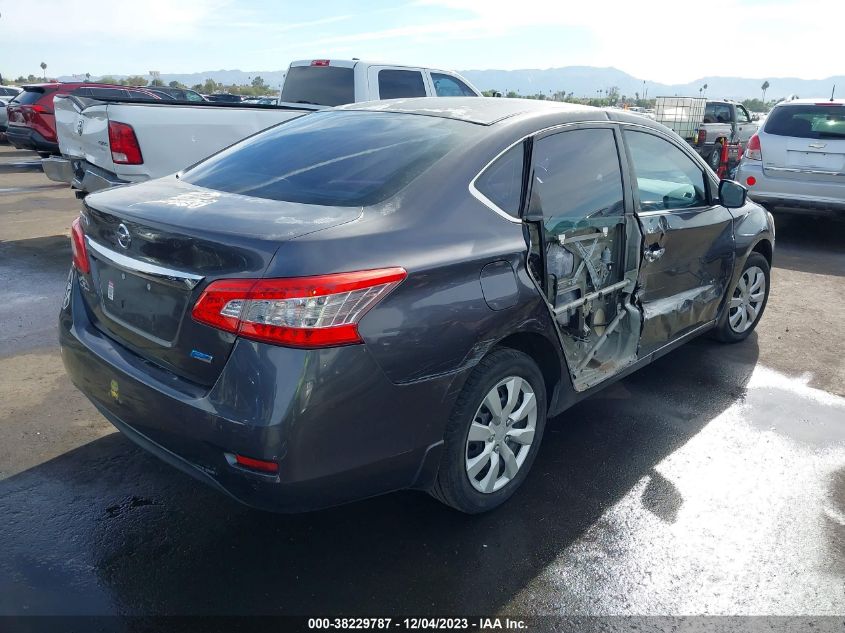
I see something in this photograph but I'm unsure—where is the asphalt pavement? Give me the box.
[1,144,843,620]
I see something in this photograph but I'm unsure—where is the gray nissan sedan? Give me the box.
[60,98,775,513]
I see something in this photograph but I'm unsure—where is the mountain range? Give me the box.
[58,66,843,101]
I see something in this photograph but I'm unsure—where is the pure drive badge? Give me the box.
[107,280,114,301]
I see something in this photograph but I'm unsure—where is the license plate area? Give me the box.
[94,260,190,345]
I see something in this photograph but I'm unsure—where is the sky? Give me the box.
[1,0,841,83]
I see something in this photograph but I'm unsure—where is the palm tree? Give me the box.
[761,80,770,103]
[40,62,47,80]
[702,83,708,97]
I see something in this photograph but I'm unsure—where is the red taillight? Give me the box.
[192,268,407,348]
[30,103,48,114]
[108,120,143,165]
[233,454,279,474]
[70,217,90,274]
[744,133,762,161]
[310,59,330,66]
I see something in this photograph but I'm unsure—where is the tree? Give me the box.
[85,73,91,82]
[191,83,203,92]
[150,79,164,87]
[99,76,119,85]
[169,80,187,89]
[761,80,770,102]
[40,62,47,80]
[506,91,519,99]
[201,78,219,94]
[125,75,148,86]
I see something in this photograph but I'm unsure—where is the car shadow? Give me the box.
[770,213,845,277]
[0,335,759,616]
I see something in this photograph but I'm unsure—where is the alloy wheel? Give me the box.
[465,376,537,494]
[729,265,766,333]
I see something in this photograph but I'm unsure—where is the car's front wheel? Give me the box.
[431,348,547,513]
[714,252,770,343]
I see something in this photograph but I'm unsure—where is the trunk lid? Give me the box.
[79,177,361,386]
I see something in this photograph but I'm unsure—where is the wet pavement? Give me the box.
[1,144,844,617]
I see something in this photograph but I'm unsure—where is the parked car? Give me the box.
[205,93,242,103]
[144,86,206,102]
[0,85,23,100]
[279,58,480,106]
[49,59,483,196]
[60,97,774,514]
[0,86,20,140]
[5,83,161,156]
[696,100,759,169]
[736,99,845,217]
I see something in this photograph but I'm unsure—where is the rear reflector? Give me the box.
[192,268,407,348]
[234,454,279,474]
[70,217,90,274]
[108,120,143,165]
[311,59,330,66]
[744,133,762,161]
[697,129,707,145]
[746,176,757,187]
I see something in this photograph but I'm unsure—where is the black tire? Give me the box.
[38,152,51,159]
[708,143,723,170]
[713,252,771,343]
[430,347,547,514]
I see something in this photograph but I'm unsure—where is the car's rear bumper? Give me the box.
[736,160,845,216]
[42,156,74,183]
[66,158,133,194]
[59,271,451,512]
[5,125,59,154]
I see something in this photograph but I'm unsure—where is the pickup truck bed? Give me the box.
[48,96,312,194]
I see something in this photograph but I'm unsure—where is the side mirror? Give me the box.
[718,179,747,209]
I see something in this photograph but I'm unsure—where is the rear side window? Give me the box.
[431,73,477,97]
[530,128,625,220]
[183,111,473,207]
[15,89,48,105]
[626,131,707,211]
[378,70,427,99]
[765,105,845,139]
[280,66,354,106]
[474,144,524,217]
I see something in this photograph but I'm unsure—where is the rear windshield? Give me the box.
[14,88,48,105]
[183,111,473,206]
[765,104,845,139]
[280,66,354,107]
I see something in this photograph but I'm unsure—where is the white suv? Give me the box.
[736,99,845,217]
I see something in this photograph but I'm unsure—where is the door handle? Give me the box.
[644,245,666,262]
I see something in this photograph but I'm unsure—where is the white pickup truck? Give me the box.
[45,59,481,195]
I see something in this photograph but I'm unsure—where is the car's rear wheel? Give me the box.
[714,252,770,343]
[708,142,723,170]
[431,348,546,513]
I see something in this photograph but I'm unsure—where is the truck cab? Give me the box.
[698,100,758,169]
[279,59,481,107]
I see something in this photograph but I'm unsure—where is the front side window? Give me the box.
[626,131,707,211]
[737,106,751,123]
[377,70,427,99]
[431,73,477,97]
[183,111,473,207]
[474,144,524,217]
[529,128,625,222]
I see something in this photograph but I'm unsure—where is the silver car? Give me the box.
[736,99,845,216]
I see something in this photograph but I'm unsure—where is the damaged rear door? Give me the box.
[622,127,735,356]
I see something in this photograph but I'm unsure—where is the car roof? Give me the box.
[777,98,845,106]
[336,97,595,125]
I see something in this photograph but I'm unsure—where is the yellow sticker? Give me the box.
[110,379,119,400]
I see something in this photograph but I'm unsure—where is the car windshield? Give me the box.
[182,111,474,206]
[765,104,845,139]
